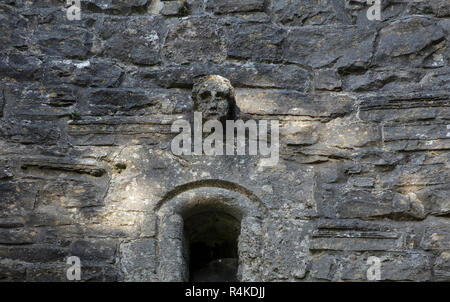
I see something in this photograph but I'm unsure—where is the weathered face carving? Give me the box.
[192,75,236,122]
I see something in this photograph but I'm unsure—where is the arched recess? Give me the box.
[156,182,267,282]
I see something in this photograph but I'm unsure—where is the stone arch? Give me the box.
[156,182,266,282]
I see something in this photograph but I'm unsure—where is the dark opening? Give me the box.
[184,211,240,282]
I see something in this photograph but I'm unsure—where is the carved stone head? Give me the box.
[192,75,236,122]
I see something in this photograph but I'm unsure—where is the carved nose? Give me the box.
[210,91,217,103]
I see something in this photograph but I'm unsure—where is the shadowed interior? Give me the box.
[184,211,240,282]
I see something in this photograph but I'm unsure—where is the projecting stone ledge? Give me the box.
[20,158,106,177]
[310,219,408,252]
[236,90,354,118]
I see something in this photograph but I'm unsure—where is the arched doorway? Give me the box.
[185,210,240,281]
[156,183,266,282]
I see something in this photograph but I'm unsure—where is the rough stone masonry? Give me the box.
[0,0,449,281]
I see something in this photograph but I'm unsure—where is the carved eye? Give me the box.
[200,91,211,100]
[216,91,228,99]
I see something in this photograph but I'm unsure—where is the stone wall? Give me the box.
[0,0,449,281]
